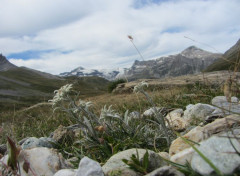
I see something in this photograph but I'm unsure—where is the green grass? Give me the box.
[0,67,109,111]
[0,80,222,144]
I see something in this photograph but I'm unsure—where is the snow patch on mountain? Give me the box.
[60,67,126,80]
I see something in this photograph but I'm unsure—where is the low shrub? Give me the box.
[107,79,126,93]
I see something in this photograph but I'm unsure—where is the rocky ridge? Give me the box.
[124,46,221,81]
[0,54,17,71]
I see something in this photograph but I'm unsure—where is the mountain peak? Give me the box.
[181,46,213,59]
[182,46,202,52]
[0,54,17,71]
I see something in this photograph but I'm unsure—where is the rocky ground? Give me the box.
[114,71,240,93]
[1,95,240,176]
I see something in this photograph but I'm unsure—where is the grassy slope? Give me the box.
[0,67,109,111]
[205,39,240,72]
[0,67,64,110]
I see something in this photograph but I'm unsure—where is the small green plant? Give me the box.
[108,79,126,93]
[122,149,150,175]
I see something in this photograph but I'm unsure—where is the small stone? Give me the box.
[52,125,75,144]
[0,144,7,155]
[21,137,55,149]
[129,111,141,119]
[165,109,188,132]
[76,157,104,176]
[143,107,162,118]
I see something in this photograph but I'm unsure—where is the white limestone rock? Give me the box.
[76,157,104,176]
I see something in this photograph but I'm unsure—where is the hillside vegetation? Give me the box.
[0,67,109,111]
[205,39,240,72]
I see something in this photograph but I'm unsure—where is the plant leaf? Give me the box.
[23,160,30,173]
[7,136,21,170]
[143,150,149,170]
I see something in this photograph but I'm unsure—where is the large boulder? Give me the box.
[102,148,165,175]
[169,114,240,157]
[169,126,204,156]
[1,147,71,176]
[191,135,240,175]
[211,96,240,115]
[183,103,216,124]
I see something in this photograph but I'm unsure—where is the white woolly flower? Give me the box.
[78,100,93,109]
[133,81,148,93]
[100,105,120,120]
[49,84,73,105]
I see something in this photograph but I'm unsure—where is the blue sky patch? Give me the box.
[7,50,50,60]
[133,0,171,8]
[6,50,73,60]
[162,27,183,33]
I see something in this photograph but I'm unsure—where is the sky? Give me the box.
[0,0,240,74]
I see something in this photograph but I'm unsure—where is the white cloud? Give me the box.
[1,0,240,74]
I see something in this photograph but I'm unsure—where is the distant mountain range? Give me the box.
[60,67,125,80]
[123,46,221,81]
[60,46,221,81]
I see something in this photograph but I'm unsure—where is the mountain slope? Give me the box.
[205,39,240,72]
[123,46,221,81]
[0,66,65,110]
[0,54,17,71]
[0,56,109,110]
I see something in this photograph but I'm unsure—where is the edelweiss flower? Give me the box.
[49,84,73,105]
[73,100,93,113]
[78,100,92,109]
[100,105,120,120]
[133,81,148,93]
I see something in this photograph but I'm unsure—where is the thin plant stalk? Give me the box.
[128,35,145,61]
